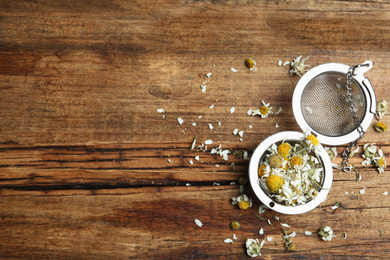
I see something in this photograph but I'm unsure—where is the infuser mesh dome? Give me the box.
[300,72,366,137]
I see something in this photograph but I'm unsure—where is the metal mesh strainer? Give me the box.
[293,61,376,147]
[301,72,366,137]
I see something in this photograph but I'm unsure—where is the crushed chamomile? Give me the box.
[245,238,265,258]
[231,194,253,210]
[362,143,387,173]
[290,56,310,77]
[325,147,338,160]
[257,131,324,206]
[318,226,336,241]
[376,100,387,119]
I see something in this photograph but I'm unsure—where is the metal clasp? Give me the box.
[351,60,374,76]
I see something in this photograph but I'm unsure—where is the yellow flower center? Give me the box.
[291,155,303,167]
[307,134,319,146]
[278,143,291,158]
[258,164,267,177]
[266,175,284,193]
[259,106,269,115]
[238,201,250,210]
[378,157,385,167]
[374,122,388,132]
[231,221,240,230]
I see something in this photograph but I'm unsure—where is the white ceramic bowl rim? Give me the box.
[249,131,333,215]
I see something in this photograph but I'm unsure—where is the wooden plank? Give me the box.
[1,185,390,259]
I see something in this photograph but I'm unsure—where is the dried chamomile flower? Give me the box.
[245,58,256,70]
[318,226,336,241]
[290,56,310,77]
[377,100,387,119]
[278,142,292,158]
[374,149,386,174]
[304,129,320,153]
[290,155,304,169]
[325,147,338,160]
[231,221,240,230]
[269,154,284,168]
[374,122,388,132]
[266,175,284,193]
[258,164,269,177]
[245,238,264,258]
[231,194,253,210]
[251,100,273,118]
[286,243,296,250]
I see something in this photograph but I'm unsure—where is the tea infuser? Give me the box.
[248,131,333,215]
[292,61,376,172]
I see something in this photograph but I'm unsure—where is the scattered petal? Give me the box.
[224,238,234,244]
[195,219,203,227]
[205,140,213,145]
[177,117,184,125]
[259,228,264,235]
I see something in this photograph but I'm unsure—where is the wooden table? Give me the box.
[1,1,389,259]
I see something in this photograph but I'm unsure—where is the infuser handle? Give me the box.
[352,60,374,75]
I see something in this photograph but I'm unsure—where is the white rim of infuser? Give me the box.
[292,62,376,146]
[248,131,333,215]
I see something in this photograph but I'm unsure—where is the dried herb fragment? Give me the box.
[255,214,266,221]
[230,162,236,172]
[353,165,361,182]
[374,122,388,132]
[230,221,240,230]
[318,226,336,241]
[282,227,295,250]
[245,58,255,69]
[190,136,197,152]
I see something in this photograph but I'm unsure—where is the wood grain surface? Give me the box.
[1,0,390,259]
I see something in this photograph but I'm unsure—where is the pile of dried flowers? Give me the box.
[257,130,323,206]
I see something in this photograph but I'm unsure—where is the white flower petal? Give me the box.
[224,238,233,244]
[195,219,203,227]
[177,117,184,125]
[205,140,213,145]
